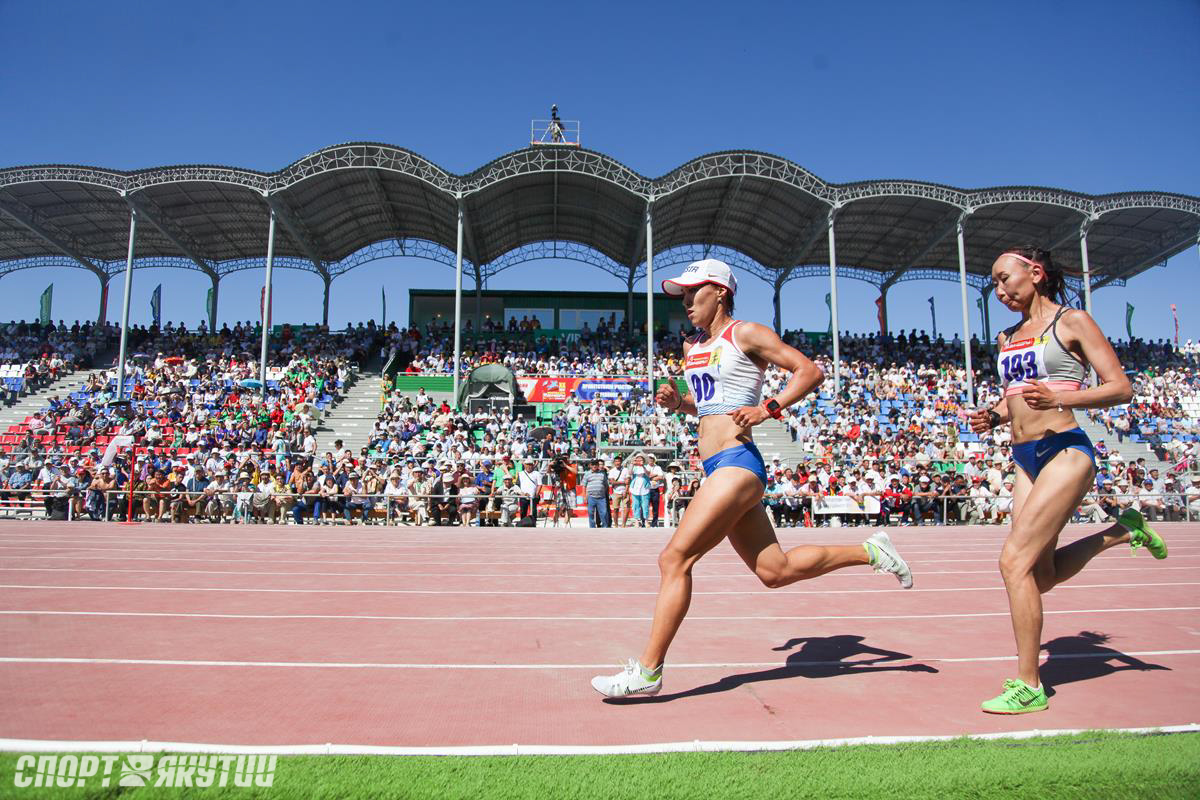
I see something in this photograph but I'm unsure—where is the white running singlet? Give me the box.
[682,321,764,417]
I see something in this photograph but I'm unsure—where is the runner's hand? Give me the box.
[730,405,769,427]
[656,383,681,410]
[1020,379,1061,411]
[967,408,993,434]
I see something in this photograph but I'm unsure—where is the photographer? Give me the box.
[547,457,577,526]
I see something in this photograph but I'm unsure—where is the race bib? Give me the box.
[685,347,722,404]
[998,337,1048,387]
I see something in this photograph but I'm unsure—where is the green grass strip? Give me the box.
[1,731,1197,799]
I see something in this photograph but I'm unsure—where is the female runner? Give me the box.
[968,246,1167,714]
[592,258,913,698]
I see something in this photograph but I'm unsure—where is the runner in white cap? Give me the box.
[591,259,913,698]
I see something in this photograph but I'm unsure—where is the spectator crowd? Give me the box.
[0,318,1197,527]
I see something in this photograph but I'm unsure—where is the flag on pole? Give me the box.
[150,284,162,328]
[1125,302,1135,339]
[824,292,832,335]
[874,295,885,335]
[38,284,52,326]
[206,287,214,327]
[381,287,387,328]
[98,282,108,326]
[1171,303,1179,345]
[928,296,937,338]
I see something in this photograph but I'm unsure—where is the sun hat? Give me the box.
[661,259,737,297]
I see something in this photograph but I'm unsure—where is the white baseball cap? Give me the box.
[661,259,737,297]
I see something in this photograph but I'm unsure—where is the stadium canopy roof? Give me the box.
[1,143,1197,302]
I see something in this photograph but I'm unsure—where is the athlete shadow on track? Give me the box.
[605,635,938,705]
[1039,631,1170,698]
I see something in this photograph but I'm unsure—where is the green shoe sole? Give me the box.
[981,702,1049,715]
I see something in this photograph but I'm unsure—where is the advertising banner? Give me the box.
[574,378,649,401]
[517,377,581,402]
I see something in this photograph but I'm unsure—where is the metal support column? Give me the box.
[115,206,138,401]
[321,275,331,327]
[1079,220,1094,315]
[826,207,841,394]
[258,208,277,395]
[97,274,109,326]
[473,264,483,343]
[980,285,993,342]
[644,200,655,392]
[955,212,975,406]
[452,198,464,409]
[772,278,783,335]
[626,273,634,344]
[207,274,219,332]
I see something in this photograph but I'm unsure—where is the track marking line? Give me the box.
[1,581,1197,595]
[2,606,1196,622]
[2,650,1198,670]
[2,725,1198,756]
[3,554,1198,570]
[0,565,1192,578]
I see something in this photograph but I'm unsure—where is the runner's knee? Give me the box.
[657,545,693,578]
[755,565,787,589]
[998,541,1037,583]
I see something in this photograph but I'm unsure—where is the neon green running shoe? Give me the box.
[981,678,1048,714]
[1118,509,1168,559]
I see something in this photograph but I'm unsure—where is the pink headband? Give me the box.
[1003,252,1044,271]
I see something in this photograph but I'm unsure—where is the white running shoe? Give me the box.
[865,531,913,589]
[590,659,663,697]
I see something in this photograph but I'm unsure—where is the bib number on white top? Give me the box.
[689,372,716,402]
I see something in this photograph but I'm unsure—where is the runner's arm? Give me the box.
[730,322,824,426]
[1022,309,1132,411]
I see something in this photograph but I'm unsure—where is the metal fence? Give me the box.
[2,486,1197,527]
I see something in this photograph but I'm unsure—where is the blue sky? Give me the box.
[1,0,1196,342]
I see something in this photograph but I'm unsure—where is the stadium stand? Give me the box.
[0,320,1196,526]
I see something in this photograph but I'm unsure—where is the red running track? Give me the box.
[0,521,1197,749]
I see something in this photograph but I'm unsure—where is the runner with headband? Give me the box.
[968,246,1167,714]
[591,258,913,698]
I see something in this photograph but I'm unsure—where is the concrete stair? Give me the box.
[1076,415,1170,471]
[315,371,382,454]
[754,419,808,470]
[0,372,93,439]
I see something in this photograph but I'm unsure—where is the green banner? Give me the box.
[824,292,832,335]
[38,284,52,326]
[1125,302,1134,339]
[206,287,214,326]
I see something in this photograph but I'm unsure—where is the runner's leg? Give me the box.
[638,469,764,669]
[727,503,870,587]
[999,449,1095,687]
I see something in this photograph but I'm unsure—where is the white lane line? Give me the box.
[1,606,1196,622]
[3,554,1198,567]
[2,544,1190,556]
[1,582,1196,596]
[2,550,1197,568]
[0,565,1193,579]
[4,725,1199,756]
[1,543,1089,555]
[0,538,1037,550]
[2,650,1198,670]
